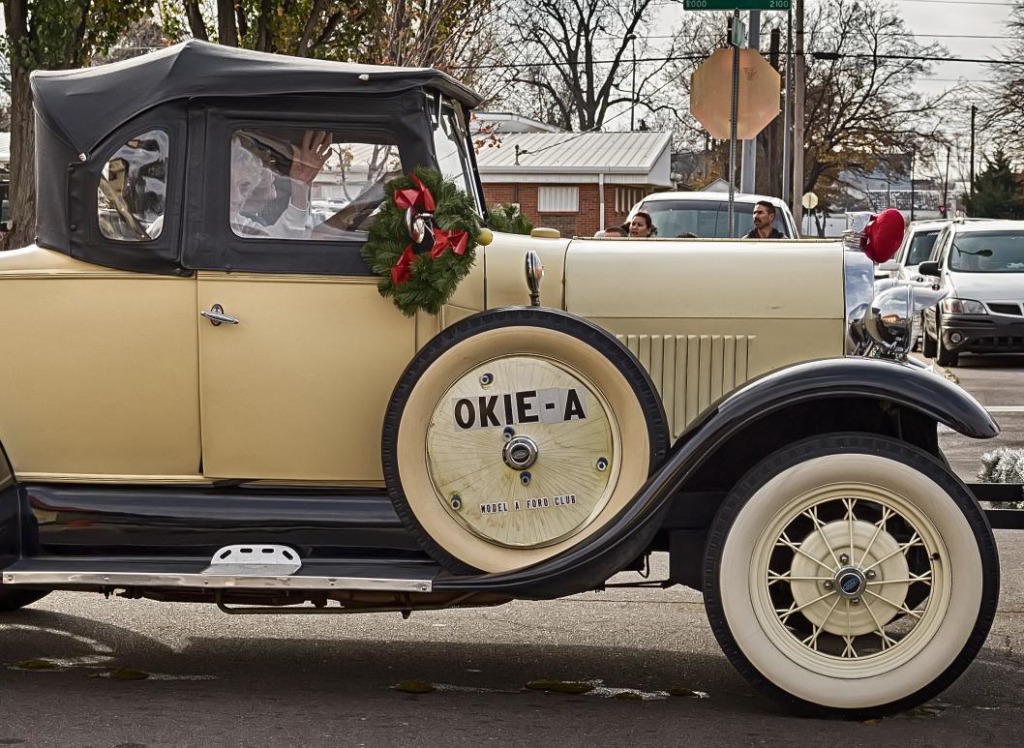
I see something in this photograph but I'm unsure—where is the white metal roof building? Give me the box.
[476,131,672,186]
[476,131,673,235]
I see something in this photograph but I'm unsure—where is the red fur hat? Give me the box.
[860,208,905,263]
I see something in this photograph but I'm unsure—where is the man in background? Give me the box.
[746,201,785,239]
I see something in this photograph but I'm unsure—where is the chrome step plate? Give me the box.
[203,544,302,577]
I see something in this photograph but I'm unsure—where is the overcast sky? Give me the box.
[895,0,1016,94]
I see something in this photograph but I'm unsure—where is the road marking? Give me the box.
[987,406,1024,414]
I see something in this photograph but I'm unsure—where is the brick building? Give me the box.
[475,131,673,237]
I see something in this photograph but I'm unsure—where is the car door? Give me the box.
[923,227,952,338]
[183,98,435,482]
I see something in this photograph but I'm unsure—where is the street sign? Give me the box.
[684,0,791,10]
[802,192,819,210]
[690,48,781,141]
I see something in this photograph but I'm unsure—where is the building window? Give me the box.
[615,187,645,214]
[538,186,579,213]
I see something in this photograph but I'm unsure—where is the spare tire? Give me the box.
[382,308,668,574]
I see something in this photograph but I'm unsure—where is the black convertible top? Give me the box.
[31,39,483,155]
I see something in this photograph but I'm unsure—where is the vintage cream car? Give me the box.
[0,41,1006,718]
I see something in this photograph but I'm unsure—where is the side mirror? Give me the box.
[876,259,901,273]
[918,261,941,278]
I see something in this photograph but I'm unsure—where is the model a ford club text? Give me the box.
[452,388,588,429]
[480,494,579,514]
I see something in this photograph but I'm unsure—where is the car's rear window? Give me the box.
[949,231,1024,272]
[906,230,940,266]
[638,199,788,238]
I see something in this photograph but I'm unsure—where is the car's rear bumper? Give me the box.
[942,314,1024,353]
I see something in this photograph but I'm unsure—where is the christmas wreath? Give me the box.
[361,167,491,316]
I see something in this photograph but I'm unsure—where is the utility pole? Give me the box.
[628,32,637,131]
[943,147,951,212]
[727,9,742,236]
[781,8,793,208]
[767,28,782,197]
[909,147,915,222]
[791,0,805,230]
[740,10,760,194]
[969,104,977,203]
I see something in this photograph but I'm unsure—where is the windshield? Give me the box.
[430,96,483,215]
[949,231,1024,272]
[639,199,789,238]
[905,230,940,266]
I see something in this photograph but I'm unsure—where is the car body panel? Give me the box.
[196,272,416,482]
[0,231,847,482]
[562,238,844,435]
[0,246,201,480]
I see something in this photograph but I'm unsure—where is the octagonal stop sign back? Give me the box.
[690,48,781,141]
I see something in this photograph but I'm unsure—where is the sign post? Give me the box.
[688,0,788,234]
[728,10,740,236]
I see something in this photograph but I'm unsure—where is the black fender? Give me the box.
[434,356,997,598]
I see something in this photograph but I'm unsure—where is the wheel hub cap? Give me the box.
[834,567,866,599]
[789,517,913,636]
[425,357,617,548]
[502,435,539,470]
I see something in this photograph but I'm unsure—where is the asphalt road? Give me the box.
[2,354,1024,747]
[920,352,1024,482]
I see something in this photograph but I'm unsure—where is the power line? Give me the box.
[812,51,1023,64]
[463,50,1021,71]
[894,0,1014,4]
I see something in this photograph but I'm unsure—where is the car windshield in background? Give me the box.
[906,230,940,266]
[640,200,787,238]
[949,231,1024,273]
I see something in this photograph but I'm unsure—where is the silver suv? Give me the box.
[921,219,1024,365]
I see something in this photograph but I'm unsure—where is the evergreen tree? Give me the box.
[487,204,533,235]
[966,149,1024,219]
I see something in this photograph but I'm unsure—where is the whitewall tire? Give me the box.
[703,433,998,718]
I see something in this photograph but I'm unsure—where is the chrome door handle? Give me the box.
[201,304,239,326]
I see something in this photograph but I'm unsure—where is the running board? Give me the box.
[3,556,435,593]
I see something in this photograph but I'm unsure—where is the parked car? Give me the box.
[628,191,798,239]
[876,219,949,348]
[0,41,1005,719]
[921,219,1024,366]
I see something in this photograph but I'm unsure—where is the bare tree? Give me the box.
[164,0,498,71]
[489,0,680,131]
[669,0,949,207]
[1,0,152,250]
[978,2,1024,160]
[798,0,948,200]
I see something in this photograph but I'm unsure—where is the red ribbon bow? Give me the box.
[390,246,415,286]
[429,228,469,259]
[393,174,437,212]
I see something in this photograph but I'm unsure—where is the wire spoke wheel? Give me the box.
[704,434,999,718]
[762,490,938,669]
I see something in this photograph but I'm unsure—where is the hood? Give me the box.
[947,270,1024,301]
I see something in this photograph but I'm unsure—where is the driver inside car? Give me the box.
[230,130,333,239]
